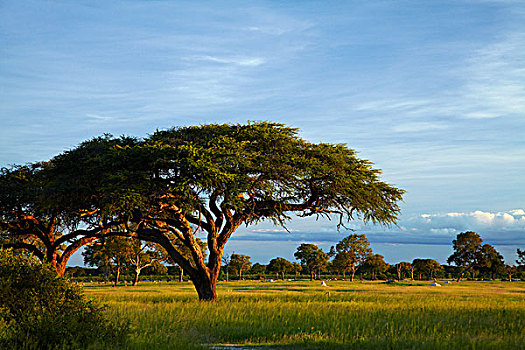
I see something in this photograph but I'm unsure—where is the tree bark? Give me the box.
[114,266,121,286]
[192,270,218,301]
[133,268,141,286]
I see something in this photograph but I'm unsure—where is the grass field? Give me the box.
[83,280,525,349]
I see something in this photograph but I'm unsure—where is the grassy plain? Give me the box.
[83,280,525,349]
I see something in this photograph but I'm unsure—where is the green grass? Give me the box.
[83,280,525,349]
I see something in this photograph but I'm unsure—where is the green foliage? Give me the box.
[268,257,294,279]
[361,254,389,280]
[517,248,525,267]
[0,249,127,349]
[331,234,373,280]
[229,253,252,279]
[294,243,330,279]
[412,259,441,280]
[477,244,505,278]
[447,231,483,268]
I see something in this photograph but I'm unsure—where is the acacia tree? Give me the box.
[12,122,403,301]
[127,240,167,286]
[268,257,293,280]
[229,253,252,280]
[447,231,483,282]
[294,243,330,280]
[330,234,372,281]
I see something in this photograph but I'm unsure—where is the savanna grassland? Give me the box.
[82,280,525,350]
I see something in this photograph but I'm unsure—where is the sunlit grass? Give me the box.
[83,280,525,349]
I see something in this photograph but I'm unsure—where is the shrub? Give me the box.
[0,249,128,349]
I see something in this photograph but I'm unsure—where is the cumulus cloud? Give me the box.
[394,209,525,245]
[421,209,525,231]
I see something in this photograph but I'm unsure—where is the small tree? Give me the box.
[412,259,441,280]
[230,254,252,280]
[268,257,293,280]
[83,237,131,286]
[447,231,483,282]
[330,234,372,281]
[127,240,167,286]
[294,243,329,280]
[222,254,232,282]
[361,254,388,280]
[395,261,412,280]
[504,264,516,282]
[292,262,302,280]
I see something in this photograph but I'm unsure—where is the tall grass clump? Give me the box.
[0,249,128,349]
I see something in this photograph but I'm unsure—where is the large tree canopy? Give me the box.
[1,122,404,300]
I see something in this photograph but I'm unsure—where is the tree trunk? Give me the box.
[133,268,140,286]
[114,266,121,286]
[351,269,355,282]
[310,271,314,281]
[56,261,67,278]
[179,267,184,283]
[226,268,229,282]
[191,270,218,301]
[342,270,346,280]
[457,265,472,282]
[282,271,285,280]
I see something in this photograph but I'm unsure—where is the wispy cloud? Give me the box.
[186,55,266,67]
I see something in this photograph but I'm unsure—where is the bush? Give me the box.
[0,249,128,349]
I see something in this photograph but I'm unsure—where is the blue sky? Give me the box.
[1,0,524,265]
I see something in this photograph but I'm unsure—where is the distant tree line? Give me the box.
[63,231,525,283]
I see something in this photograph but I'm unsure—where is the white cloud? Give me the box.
[188,55,266,67]
[393,122,449,133]
[510,209,525,216]
[430,228,458,235]
[414,209,525,232]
